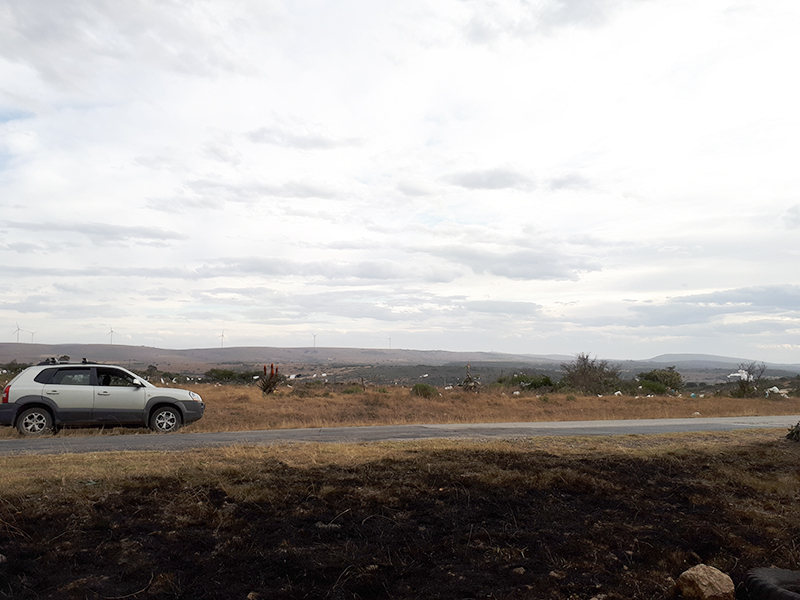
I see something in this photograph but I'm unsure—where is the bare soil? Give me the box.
[1,431,799,599]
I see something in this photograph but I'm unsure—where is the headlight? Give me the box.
[189,391,203,402]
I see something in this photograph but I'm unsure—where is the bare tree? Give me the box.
[734,361,767,397]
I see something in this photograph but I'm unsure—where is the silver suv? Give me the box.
[1,362,204,435]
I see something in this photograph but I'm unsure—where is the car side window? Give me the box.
[51,369,92,386]
[96,368,137,387]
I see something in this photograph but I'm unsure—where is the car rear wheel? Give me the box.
[150,406,181,433]
[16,407,54,436]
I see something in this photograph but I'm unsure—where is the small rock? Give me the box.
[0,554,6,563]
[247,593,261,600]
[676,564,734,600]
[512,567,525,575]
[549,570,566,580]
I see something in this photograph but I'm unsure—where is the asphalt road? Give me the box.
[0,415,798,456]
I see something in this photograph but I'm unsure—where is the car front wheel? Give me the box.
[16,407,54,436]
[150,406,182,433]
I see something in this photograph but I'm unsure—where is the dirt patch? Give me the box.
[1,434,799,599]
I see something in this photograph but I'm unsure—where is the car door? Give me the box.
[92,367,147,425]
[42,367,94,423]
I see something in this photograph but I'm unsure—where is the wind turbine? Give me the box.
[219,330,226,348]
[28,330,36,343]
[311,333,317,348]
[107,326,116,345]
[13,323,21,343]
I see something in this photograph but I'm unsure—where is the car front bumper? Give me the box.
[178,401,205,425]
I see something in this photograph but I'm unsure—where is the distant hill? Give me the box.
[0,343,565,373]
[1,343,798,384]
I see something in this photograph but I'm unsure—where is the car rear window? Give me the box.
[33,368,58,384]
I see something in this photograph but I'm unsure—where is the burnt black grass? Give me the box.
[0,431,798,599]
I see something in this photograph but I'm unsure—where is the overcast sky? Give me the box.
[1,0,799,362]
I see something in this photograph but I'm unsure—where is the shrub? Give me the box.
[499,373,555,390]
[560,353,621,395]
[638,367,683,391]
[639,380,668,395]
[342,386,363,394]
[787,422,800,442]
[204,368,261,385]
[291,379,329,398]
[1,360,29,377]
[411,383,438,399]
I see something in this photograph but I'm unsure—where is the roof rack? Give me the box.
[36,358,97,366]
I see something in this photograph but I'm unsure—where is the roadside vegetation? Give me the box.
[2,356,800,439]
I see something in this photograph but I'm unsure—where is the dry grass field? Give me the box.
[186,383,800,433]
[1,431,799,599]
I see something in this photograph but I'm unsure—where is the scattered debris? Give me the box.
[458,364,481,392]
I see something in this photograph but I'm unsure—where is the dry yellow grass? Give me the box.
[0,428,791,496]
[182,383,800,433]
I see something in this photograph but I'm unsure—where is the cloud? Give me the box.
[5,221,187,245]
[462,0,636,44]
[682,286,800,312]
[396,181,432,197]
[231,288,466,323]
[626,285,800,327]
[2,294,123,318]
[2,241,49,254]
[185,179,338,200]
[194,256,456,284]
[464,300,543,316]
[547,173,593,191]
[782,204,800,228]
[425,245,597,281]
[538,0,622,29]
[0,264,195,279]
[202,141,242,165]
[0,0,277,85]
[448,168,534,190]
[247,124,358,150]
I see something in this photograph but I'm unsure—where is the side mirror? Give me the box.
[132,378,145,387]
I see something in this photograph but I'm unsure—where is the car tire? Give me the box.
[16,407,54,436]
[150,406,182,433]
[745,568,800,600]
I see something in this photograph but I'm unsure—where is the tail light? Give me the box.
[2,385,8,404]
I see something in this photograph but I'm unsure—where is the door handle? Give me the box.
[97,391,111,396]
[46,390,59,395]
